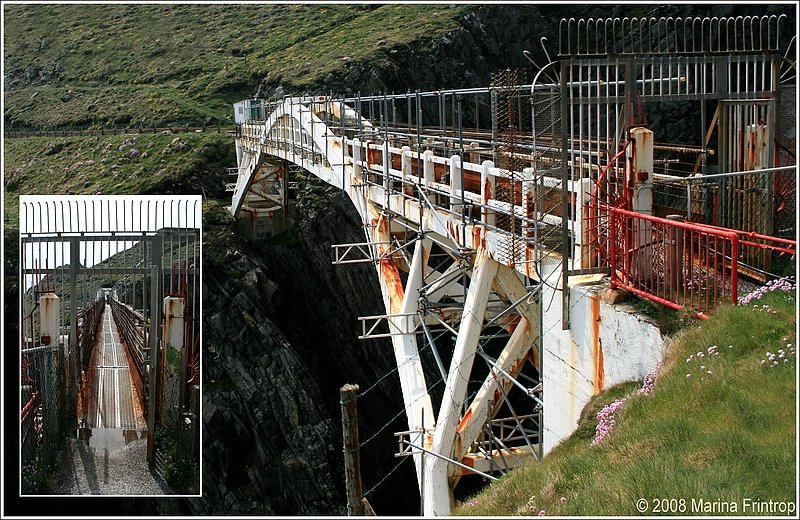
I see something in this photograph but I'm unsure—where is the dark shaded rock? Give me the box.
[197,178,423,515]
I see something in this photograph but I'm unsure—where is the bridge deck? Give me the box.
[81,305,146,431]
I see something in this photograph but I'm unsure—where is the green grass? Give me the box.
[456,289,797,516]
[3,132,233,228]
[3,3,468,128]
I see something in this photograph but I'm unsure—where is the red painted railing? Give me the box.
[609,207,741,318]
[21,391,40,422]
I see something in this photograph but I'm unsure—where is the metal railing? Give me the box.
[20,342,62,494]
[652,165,797,278]
[609,207,740,317]
[78,298,104,373]
[109,298,148,414]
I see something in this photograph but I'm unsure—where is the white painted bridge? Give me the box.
[232,91,555,516]
[228,14,796,515]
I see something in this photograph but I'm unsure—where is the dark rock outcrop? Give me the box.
[199,178,421,515]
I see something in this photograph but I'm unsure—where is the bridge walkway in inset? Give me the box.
[81,304,146,431]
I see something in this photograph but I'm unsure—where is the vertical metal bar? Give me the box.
[146,233,162,465]
[68,236,79,427]
[561,62,571,329]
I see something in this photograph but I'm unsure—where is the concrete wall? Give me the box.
[539,262,665,455]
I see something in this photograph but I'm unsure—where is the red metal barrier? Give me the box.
[21,391,40,422]
[688,222,796,256]
[609,207,740,318]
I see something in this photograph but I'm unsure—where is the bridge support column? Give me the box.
[424,249,498,516]
[375,221,435,489]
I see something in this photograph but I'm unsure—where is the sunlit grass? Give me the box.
[457,287,796,516]
[3,3,467,128]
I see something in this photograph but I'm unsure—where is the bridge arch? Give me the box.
[232,94,545,515]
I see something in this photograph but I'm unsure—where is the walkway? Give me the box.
[51,304,164,495]
[83,304,143,430]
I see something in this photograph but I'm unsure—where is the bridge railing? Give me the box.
[609,207,741,317]
[77,298,105,373]
[109,298,148,414]
[239,110,589,272]
[652,166,797,278]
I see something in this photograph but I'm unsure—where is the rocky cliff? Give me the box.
[199,178,421,515]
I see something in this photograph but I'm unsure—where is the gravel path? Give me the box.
[50,435,169,495]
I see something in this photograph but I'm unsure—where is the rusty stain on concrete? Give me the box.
[591,294,604,393]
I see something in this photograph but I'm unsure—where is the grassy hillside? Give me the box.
[3,131,232,225]
[3,3,467,129]
[456,286,797,516]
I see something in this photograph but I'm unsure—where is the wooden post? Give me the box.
[340,384,365,516]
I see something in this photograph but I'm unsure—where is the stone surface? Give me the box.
[601,287,632,305]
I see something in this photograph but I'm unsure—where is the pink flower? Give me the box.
[539,510,546,516]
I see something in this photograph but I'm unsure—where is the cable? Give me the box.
[362,455,411,498]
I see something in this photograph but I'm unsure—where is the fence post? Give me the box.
[609,209,619,289]
[161,295,185,428]
[67,239,79,429]
[449,155,462,214]
[340,384,364,516]
[480,160,496,227]
[627,127,654,280]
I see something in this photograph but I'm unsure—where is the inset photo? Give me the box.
[19,195,202,496]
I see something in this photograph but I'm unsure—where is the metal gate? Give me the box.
[557,15,792,320]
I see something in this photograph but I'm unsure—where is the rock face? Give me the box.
[200,177,421,515]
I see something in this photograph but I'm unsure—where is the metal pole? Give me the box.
[560,62,571,329]
[147,234,162,465]
[341,384,365,516]
[420,408,425,515]
[68,237,79,428]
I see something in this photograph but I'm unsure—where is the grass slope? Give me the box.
[3,131,232,224]
[3,3,467,128]
[456,289,797,516]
